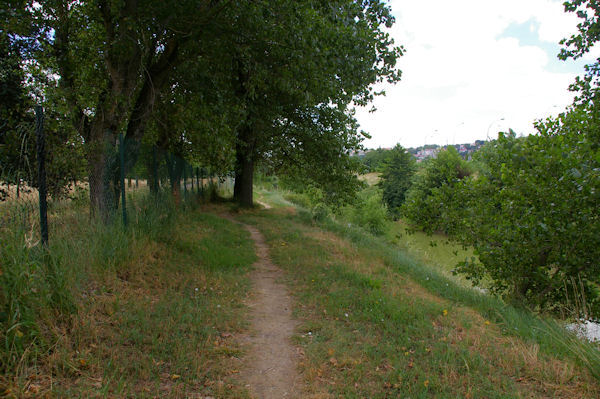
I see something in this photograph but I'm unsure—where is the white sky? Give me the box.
[355,0,599,149]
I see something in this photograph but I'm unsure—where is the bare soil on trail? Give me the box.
[224,215,302,398]
[256,200,272,209]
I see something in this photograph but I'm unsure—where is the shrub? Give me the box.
[283,192,312,208]
[311,202,331,222]
[350,189,389,235]
[402,147,471,234]
[379,144,416,219]
[451,120,600,314]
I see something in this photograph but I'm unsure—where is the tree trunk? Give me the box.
[147,146,160,195]
[171,177,181,205]
[166,153,182,206]
[233,125,255,207]
[233,150,254,207]
[87,127,118,222]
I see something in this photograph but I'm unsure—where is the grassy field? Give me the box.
[3,188,600,397]
[358,172,381,186]
[1,197,256,398]
[386,220,486,289]
[234,193,600,398]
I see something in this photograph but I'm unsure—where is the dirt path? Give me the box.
[256,200,272,209]
[224,214,302,398]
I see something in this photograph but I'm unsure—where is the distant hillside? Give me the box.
[356,140,487,172]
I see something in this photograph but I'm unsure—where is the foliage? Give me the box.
[449,114,600,314]
[268,106,368,207]
[346,186,389,235]
[281,179,389,235]
[360,147,393,172]
[282,191,313,209]
[0,14,86,200]
[560,1,600,106]
[0,14,35,199]
[400,0,600,314]
[223,0,403,205]
[4,0,403,210]
[402,147,471,235]
[378,144,416,218]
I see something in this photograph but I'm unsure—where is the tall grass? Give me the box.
[0,189,177,377]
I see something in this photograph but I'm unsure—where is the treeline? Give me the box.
[358,141,487,173]
[376,110,600,316]
[0,0,402,212]
[356,0,600,316]
[287,109,600,316]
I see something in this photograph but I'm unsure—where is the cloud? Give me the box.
[356,0,593,148]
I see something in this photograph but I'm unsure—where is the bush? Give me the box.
[450,125,600,314]
[349,189,389,235]
[283,192,312,208]
[379,144,416,218]
[402,147,471,235]
[311,202,331,222]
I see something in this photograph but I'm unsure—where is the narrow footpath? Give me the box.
[225,215,302,398]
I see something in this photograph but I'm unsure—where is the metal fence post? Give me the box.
[118,133,127,227]
[35,105,48,246]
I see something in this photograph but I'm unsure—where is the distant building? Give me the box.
[408,140,488,162]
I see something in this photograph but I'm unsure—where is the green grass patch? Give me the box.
[1,195,255,398]
[238,204,600,397]
[387,219,483,288]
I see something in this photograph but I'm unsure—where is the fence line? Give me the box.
[0,106,234,247]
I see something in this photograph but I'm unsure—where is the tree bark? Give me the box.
[87,127,118,221]
[233,124,255,207]
[166,153,182,206]
[233,148,254,207]
[147,146,160,195]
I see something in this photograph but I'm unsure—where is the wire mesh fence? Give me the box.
[0,106,234,248]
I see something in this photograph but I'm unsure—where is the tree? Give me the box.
[450,123,600,314]
[0,2,36,199]
[361,148,393,172]
[228,0,403,206]
[29,0,231,216]
[15,0,402,211]
[1,2,86,201]
[378,144,415,218]
[560,0,600,107]
[266,105,367,207]
[402,147,471,234]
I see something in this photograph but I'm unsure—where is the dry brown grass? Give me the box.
[2,208,256,398]
[358,172,381,186]
[0,179,148,205]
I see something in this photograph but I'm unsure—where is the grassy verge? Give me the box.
[237,197,600,398]
[386,220,486,289]
[1,195,255,398]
